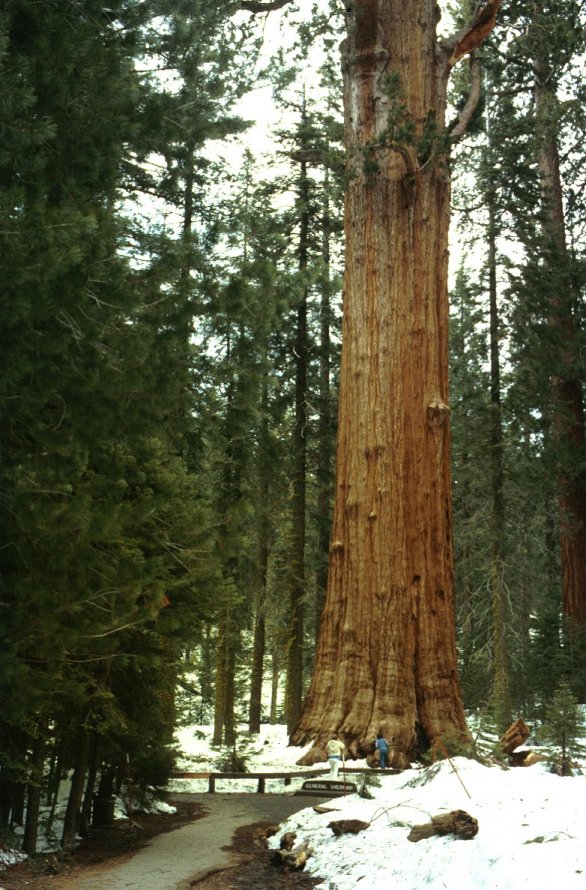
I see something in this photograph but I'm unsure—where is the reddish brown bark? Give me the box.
[291,1,499,766]
[534,54,586,624]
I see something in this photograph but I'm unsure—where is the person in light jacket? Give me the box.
[326,733,345,778]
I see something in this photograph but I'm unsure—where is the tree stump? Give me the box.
[279,832,297,851]
[408,810,479,842]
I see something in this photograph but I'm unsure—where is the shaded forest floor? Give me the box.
[0,801,321,890]
[186,821,321,890]
[1,800,201,888]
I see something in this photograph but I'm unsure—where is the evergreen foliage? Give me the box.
[539,680,586,773]
[0,0,585,853]
[450,0,586,718]
[0,0,249,847]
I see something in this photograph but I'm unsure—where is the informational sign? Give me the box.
[301,780,357,794]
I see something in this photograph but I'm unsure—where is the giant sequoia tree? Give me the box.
[291,0,501,767]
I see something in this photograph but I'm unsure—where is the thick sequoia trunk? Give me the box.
[291,0,498,766]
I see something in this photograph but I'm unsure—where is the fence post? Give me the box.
[208,774,216,793]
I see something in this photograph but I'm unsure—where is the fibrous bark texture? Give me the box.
[290,0,490,767]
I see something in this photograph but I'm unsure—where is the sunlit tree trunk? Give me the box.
[292,0,500,766]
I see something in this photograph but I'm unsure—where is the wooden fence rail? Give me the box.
[171,767,401,794]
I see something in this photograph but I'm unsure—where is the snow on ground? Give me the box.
[170,722,360,794]
[0,845,27,875]
[173,722,586,890]
[267,757,586,890]
[2,722,585,890]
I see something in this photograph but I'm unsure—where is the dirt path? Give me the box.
[41,793,327,890]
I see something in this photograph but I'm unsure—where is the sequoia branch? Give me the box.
[240,0,293,12]
[443,0,502,68]
[449,54,482,140]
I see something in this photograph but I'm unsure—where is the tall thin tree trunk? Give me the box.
[79,733,99,838]
[200,625,214,722]
[213,615,228,746]
[214,605,239,747]
[249,377,270,733]
[533,39,586,626]
[487,195,511,731]
[285,103,310,733]
[224,639,237,747]
[316,164,333,643]
[22,725,46,854]
[270,641,280,725]
[62,729,90,851]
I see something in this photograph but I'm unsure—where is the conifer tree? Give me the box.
[0,0,251,841]
[451,0,586,709]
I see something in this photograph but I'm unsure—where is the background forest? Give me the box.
[1,0,585,854]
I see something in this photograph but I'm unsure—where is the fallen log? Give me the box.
[408,810,479,842]
[328,819,370,837]
[509,748,547,768]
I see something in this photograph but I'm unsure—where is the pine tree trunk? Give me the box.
[270,640,280,724]
[291,0,486,765]
[285,125,310,733]
[224,640,237,747]
[533,46,586,625]
[316,166,333,642]
[79,733,99,838]
[44,739,65,841]
[249,585,266,733]
[213,616,228,745]
[62,729,90,851]
[200,624,214,722]
[249,383,270,733]
[487,197,511,731]
[0,725,26,829]
[22,726,46,854]
[45,737,64,807]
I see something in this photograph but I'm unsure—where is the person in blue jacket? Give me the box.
[375,731,389,769]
